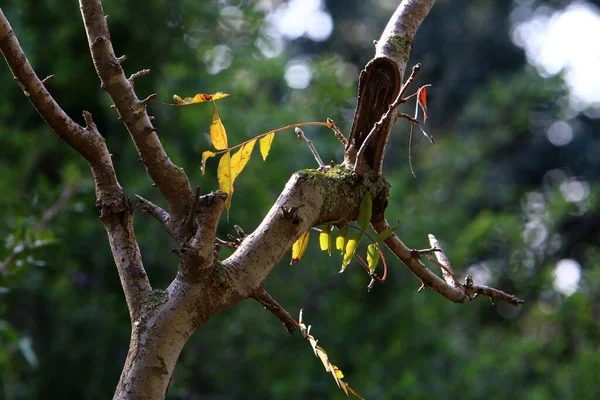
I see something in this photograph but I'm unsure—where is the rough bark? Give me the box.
[0,0,522,399]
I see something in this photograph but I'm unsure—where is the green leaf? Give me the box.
[367,244,380,273]
[376,222,399,242]
[341,232,362,272]
[319,225,332,255]
[357,192,372,231]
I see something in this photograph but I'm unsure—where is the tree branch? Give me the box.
[0,9,150,320]
[224,167,389,296]
[371,217,524,306]
[79,0,193,227]
[252,287,297,334]
[346,0,435,174]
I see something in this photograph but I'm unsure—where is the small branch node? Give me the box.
[117,55,127,64]
[135,194,170,229]
[140,93,157,105]
[128,69,151,82]
[41,74,55,85]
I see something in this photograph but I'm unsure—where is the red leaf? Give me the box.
[417,85,431,122]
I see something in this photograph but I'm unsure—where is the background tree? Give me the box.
[1,0,599,399]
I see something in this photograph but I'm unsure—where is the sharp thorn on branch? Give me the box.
[140,93,157,104]
[41,74,55,85]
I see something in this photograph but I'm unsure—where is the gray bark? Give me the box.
[2,1,521,399]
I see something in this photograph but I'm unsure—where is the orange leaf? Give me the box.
[210,103,228,150]
[230,139,256,182]
[217,152,233,217]
[200,151,216,175]
[191,92,230,103]
[291,231,310,264]
[417,84,431,122]
[259,132,275,161]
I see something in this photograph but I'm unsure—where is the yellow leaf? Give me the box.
[217,152,233,216]
[230,140,256,182]
[200,151,216,175]
[341,233,362,272]
[332,365,344,379]
[319,225,332,255]
[173,92,230,104]
[367,244,380,273]
[291,231,310,264]
[336,225,348,252]
[191,92,230,103]
[259,132,275,160]
[210,103,228,150]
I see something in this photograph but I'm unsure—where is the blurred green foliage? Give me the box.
[1,0,599,399]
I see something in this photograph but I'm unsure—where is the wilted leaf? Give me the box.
[376,222,399,242]
[319,225,332,255]
[173,92,230,105]
[230,140,256,181]
[332,365,344,379]
[259,132,275,160]
[357,192,372,231]
[341,232,362,272]
[210,103,228,150]
[298,311,364,400]
[291,231,310,264]
[416,84,431,122]
[367,243,380,273]
[217,152,233,216]
[336,225,348,253]
[200,151,217,175]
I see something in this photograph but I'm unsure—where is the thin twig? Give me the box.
[327,118,348,146]
[408,122,416,177]
[135,194,170,232]
[252,288,297,334]
[468,283,525,306]
[296,128,326,170]
[371,217,524,306]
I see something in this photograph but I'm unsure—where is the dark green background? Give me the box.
[1,0,599,398]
